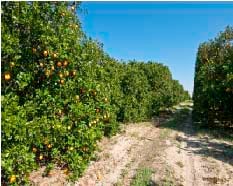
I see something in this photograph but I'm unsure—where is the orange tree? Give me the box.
[171,80,190,104]
[120,61,151,122]
[1,1,113,184]
[116,61,190,121]
[1,1,190,185]
[193,26,233,128]
[139,62,181,114]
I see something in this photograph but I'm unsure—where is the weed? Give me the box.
[131,167,154,186]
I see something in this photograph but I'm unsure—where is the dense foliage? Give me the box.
[193,26,233,128]
[1,2,189,184]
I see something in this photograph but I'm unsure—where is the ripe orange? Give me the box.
[39,62,44,68]
[58,72,64,79]
[4,72,11,81]
[39,155,43,160]
[10,62,15,68]
[60,79,65,85]
[43,50,48,57]
[71,70,77,76]
[57,62,62,67]
[63,60,68,67]
[47,144,52,149]
[52,53,58,58]
[32,147,37,153]
[9,175,16,183]
[45,70,51,77]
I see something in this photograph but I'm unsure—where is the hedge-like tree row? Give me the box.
[1,2,190,184]
[193,26,233,128]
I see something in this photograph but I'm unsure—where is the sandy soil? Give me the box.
[165,114,233,186]
[76,122,162,186]
[30,111,233,186]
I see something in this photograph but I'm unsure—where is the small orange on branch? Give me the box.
[63,60,68,67]
[32,147,37,153]
[39,154,43,160]
[9,175,16,183]
[10,62,15,68]
[43,50,48,57]
[57,61,62,67]
[4,72,11,81]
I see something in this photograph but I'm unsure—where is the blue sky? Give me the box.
[78,2,233,95]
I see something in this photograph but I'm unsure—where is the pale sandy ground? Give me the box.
[165,114,233,186]
[30,110,233,186]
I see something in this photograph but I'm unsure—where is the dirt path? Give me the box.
[76,111,233,186]
[30,109,233,186]
[165,112,233,186]
[76,122,163,186]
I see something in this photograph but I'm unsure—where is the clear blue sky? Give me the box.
[78,2,233,95]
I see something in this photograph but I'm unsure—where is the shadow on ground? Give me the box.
[177,135,233,166]
[159,108,233,167]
